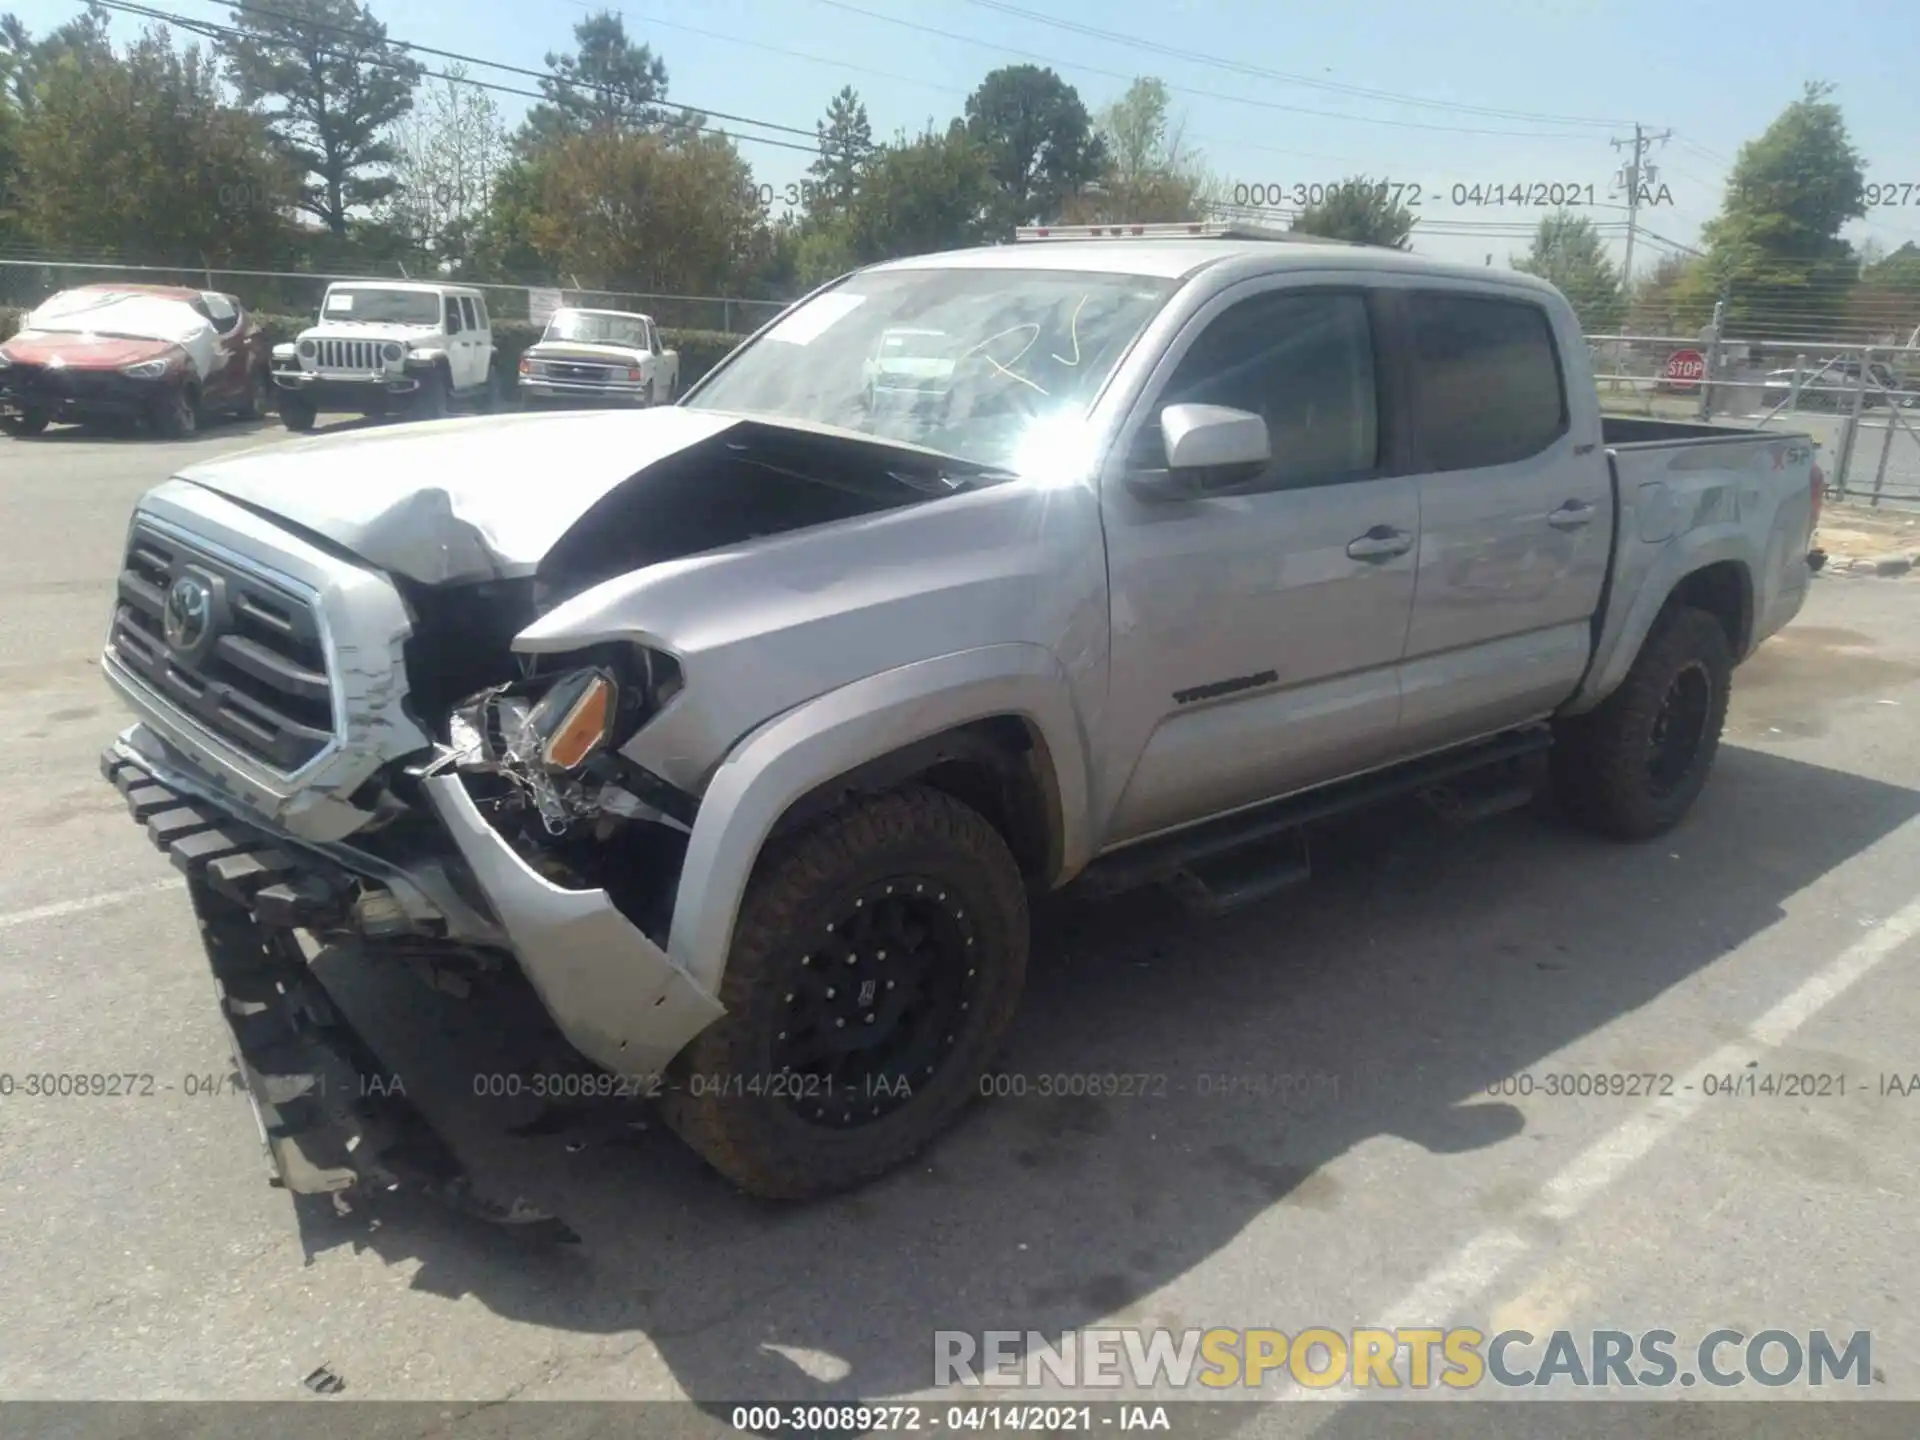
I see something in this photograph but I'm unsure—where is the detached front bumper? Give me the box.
[99,723,724,1220]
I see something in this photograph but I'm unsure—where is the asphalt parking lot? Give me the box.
[2,421,1918,1433]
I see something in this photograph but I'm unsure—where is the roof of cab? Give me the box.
[868,237,1563,298]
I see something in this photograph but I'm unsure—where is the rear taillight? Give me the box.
[1810,464,1825,530]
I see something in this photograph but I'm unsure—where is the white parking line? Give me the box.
[1285,890,1920,1400]
[0,878,186,931]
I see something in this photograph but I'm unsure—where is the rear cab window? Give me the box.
[1406,291,1568,471]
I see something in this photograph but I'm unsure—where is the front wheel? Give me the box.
[1550,605,1733,841]
[277,392,316,432]
[412,367,449,420]
[149,384,200,438]
[1,407,50,437]
[663,786,1029,1200]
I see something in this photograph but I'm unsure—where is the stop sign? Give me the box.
[1664,349,1706,389]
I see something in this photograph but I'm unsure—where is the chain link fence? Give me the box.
[0,256,791,334]
[1589,332,1920,509]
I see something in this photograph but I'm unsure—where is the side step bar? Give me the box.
[102,745,579,1244]
[1078,725,1553,912]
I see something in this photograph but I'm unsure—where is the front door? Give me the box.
[1098,279,1419,847]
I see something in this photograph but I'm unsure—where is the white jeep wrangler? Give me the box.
[271,281,502,431]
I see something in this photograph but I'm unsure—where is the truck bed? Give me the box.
[1570,413,1818,714]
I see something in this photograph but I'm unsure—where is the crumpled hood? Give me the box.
[172,408,743,585]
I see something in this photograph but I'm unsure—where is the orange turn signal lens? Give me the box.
[530,670,616,771]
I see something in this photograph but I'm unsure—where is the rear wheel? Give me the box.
[663,786,1029,1199]
[1,407,50,437]
[1550,605,1733,840]
[234,363,271,420]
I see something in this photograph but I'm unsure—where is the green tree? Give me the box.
[848,123,999,262]
[1514,210,1624,332]
[520,11,690,148]
[0,15,23,239]
[805,84,872,220]
[1061,75,1212,224]
[1288,175,1416,248]
[523,127,764,294]
[220,0,422,238]
[386,64,507,269]
[1683,81,1866,336]
[1626,251,1710,335]
[963,64,1106,228]
[1848,242,1920,345]
[16,23,293,263]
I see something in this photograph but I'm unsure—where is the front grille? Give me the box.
[539,361,622,382]
[314,339,383,372]
[109,525,336,771]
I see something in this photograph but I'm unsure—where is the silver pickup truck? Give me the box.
[97,224,1820,1222]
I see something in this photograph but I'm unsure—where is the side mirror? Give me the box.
[1127,403,1270,501]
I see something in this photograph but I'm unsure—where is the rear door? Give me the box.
[456,297,485,388]
[1395,286,1610,754]
[1098,277,1421,846]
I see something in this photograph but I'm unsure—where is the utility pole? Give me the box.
[1610,122,1672,290]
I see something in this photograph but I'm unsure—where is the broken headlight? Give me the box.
[435,650,682,837]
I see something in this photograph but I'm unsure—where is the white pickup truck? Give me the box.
[518,308,678,408]
[97,221,1819,1225]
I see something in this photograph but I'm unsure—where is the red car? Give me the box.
[0,284,273,438]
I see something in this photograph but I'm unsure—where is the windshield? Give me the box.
[22,290,205,342]
[546,310,648,348]
[687,267,1179,472]
[320,287,442,325]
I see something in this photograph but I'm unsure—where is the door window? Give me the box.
[1136,289,1379,489]
[459,297,479,332]
[1407,293,1567,470]
[444,298,464,334]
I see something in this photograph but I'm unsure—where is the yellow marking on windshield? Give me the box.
[1049,294,1090,367]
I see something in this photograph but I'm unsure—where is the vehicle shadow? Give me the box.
[299,742,1918,1410]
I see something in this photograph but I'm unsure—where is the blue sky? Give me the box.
[16,0,1920,272]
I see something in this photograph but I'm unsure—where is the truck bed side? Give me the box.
[1565,418,1818,715]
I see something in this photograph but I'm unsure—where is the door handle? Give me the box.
[1548,501,1597,531]
[1346,526,1414,561]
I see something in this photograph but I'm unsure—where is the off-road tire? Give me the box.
[663,786,1029,1200]
[278,393,317,432]
[1,407,50,437]
[150,383,200,438]
[1551,604,1732,841]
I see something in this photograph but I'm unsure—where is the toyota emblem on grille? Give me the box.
[163,575,213,651]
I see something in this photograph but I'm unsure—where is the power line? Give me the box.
[139,0,823,152]
[605,2,1371,170]
[955,0,1635,129]
[805,0,1618,141]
